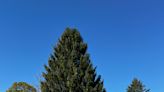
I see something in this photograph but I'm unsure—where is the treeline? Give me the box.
[6,28,150,92]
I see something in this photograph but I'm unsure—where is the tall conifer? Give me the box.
[41,28,106,92]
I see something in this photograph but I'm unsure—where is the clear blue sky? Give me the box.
[0,0,164,91]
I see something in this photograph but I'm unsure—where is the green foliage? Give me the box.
[41,28,106,92]
[6,82,36,92]
[127,78,150,92]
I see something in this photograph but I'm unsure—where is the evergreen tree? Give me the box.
[6,82,36,92]
[127,78,150,92]
[41,28,106,92]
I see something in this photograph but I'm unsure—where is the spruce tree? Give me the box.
[41,28,106,92]
[127,78,150,92]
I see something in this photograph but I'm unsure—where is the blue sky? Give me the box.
[0,0,164,91]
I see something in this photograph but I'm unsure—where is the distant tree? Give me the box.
[7,82,36,92]
[41,28,106,92]
[127,78,150,92]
